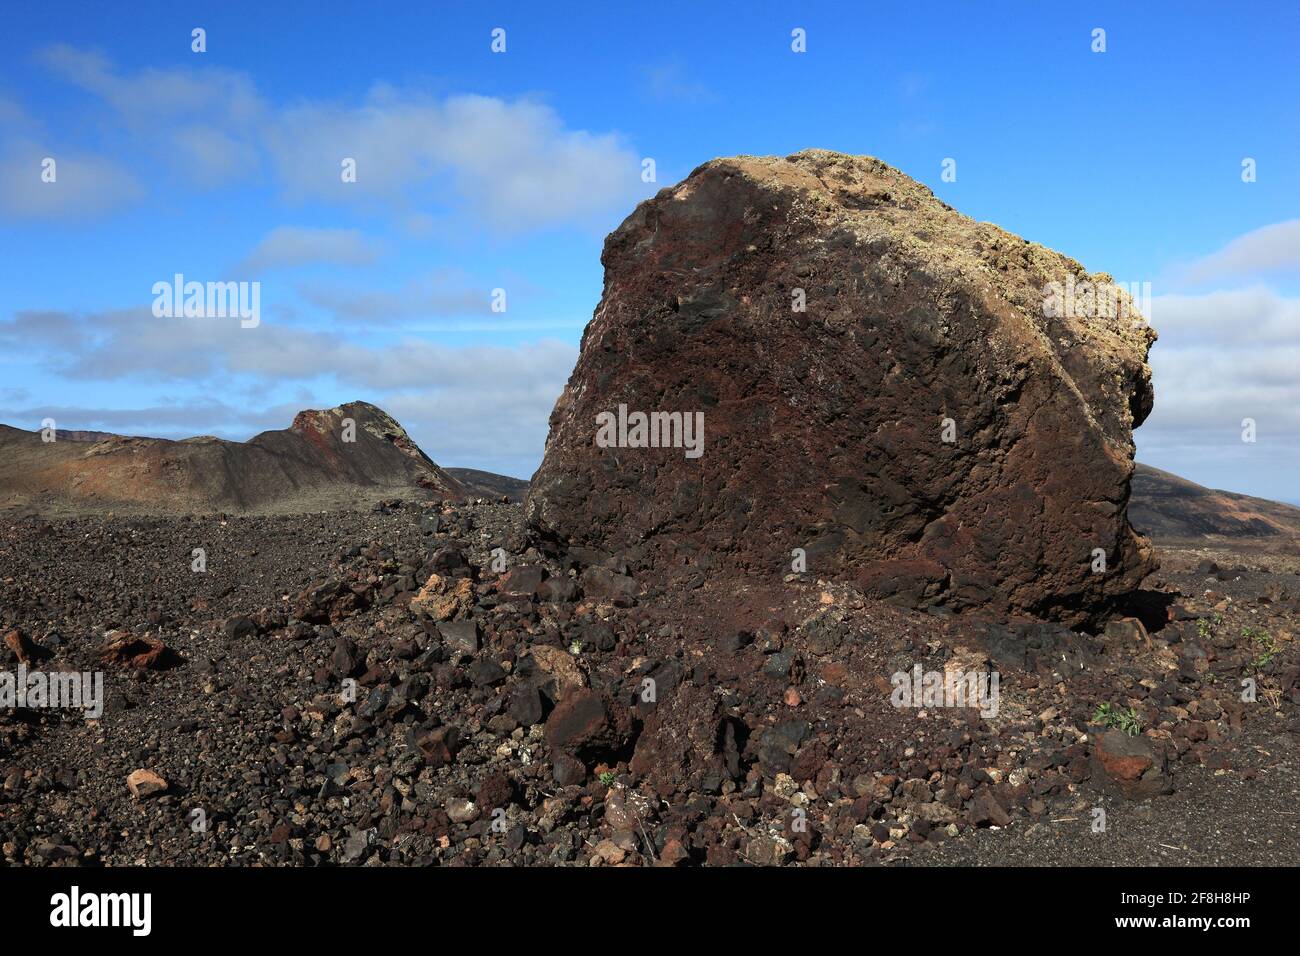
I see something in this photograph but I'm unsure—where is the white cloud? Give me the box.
[1146,345,1300,429]
[1140,289,1300,457]
[1112,280,1300,502]
[295,269,495,322]
[377,384,563,476]
[235,226,384,276]
[0,73,142,220]
[1138,225,1300,495]
[0,398,290,439]
[0,138,142,220]
[1176,219,1300,285]
[1150,287,1300,345]
[33,46,648,232]
[270,90,647,232]
[0,305,577,475]
[40,44,264,124]
[39,44,266,188]
[1,304,578,406]
[169,125,261,187]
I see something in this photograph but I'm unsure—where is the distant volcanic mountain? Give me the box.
[1129,463,1300,541]
[0,401,463,513]
[444,468,529,503]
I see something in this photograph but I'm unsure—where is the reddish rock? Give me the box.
[475,772,515,811]
[126,769,169,799]
[657,838,690,866]
[1092,729,1172,800]
[416,725,461,770]
[526,150,1156,624]
[100,631,171,670]
[3,629,37,665]
[330,635,360,678]
[628,683,732,794]
[543,688,634,760]
[790,740,828,783]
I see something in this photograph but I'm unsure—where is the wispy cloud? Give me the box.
[0,306,577,474]
[39,43,266,188]
[642,61,718,104]
[1150,287,1300,344]
[1144,288,1300,439]
[270,90,647,232]
[0,398,291,439]
[1137,280,1300,501]
[296,270,491,323]
[0,138,142,220]
[1174,219,1300,286]
[28,45,650,232]
[234,226,384,276]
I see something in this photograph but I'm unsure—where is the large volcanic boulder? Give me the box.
[527,150,1157,623]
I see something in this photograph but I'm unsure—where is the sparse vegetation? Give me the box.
[1093,702,1143,737]
[1244,625,1278,669]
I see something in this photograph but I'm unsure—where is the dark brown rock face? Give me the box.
[527,150,1157,623]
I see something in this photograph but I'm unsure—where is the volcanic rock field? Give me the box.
[2,152,1297,868]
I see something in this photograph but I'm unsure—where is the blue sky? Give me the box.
[1,0,1298,498]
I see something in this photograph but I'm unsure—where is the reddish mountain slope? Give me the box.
[0,401,463,513]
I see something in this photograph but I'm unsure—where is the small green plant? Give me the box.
[1092,702,1142,736]
[1245,626,1278,669]
[598,771,617,786]
[569,638,583,655]
[1195,613,1222,642]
